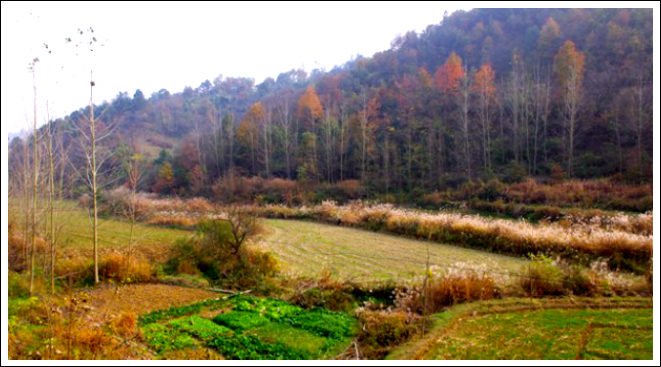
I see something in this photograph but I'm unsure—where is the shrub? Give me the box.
[355,309,420,360]
[165,216,276,290]
[55,257,94,287]
[110,312,138,338]
[288,271,356,312]
[519,255,566,297]
[8,221,27,273]
[395,264,497,314]
[98,252,154,284]
[8,272,32,298]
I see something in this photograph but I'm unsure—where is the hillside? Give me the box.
[8,8,653,198]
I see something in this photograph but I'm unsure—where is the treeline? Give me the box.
[8,8,653,201]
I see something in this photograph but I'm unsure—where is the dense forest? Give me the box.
[8,8,654,201]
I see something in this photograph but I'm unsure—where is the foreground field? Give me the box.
[256,219,527,283]
[138,294,357,359]
[388,297,653,360]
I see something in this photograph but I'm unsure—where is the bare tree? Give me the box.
[338,99,348,181]
[123,148,144,275]
[360,91,369,183]
[69,72,120,284]
[457,68,473,181]
[631,71,649,179]
[260,103,273,178]
[29,58,39,295]
[44,102,57,295]
[508,50,525,165]
[277,92,295,179]
[225,208,261,260]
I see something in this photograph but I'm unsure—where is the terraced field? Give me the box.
[387,298,653,360]
[139,294,357,360]
[256,219,527,283]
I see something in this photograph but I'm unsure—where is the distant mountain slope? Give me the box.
[14,8,653,196]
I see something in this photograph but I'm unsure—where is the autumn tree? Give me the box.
[473,63,496,171]
[538,17,561,60]
[297,87,323,181]
[237,102,264,175]
[435,52,464,93]
[152,161,174,194]
[554,40,585,178]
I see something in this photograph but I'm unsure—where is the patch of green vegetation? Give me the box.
[212,311,270,332]
[231,295,303,321]
[140,295,357,360]
[206,333,309,360]
[388,298,653,360]
[246,323,332,357]
[168,316,234,341]
[286,309,356,340]
[142,323,198,353]
[138,297,230,325]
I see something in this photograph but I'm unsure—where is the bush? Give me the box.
[356,309,420,360]
[395,265,497,315]
[519,255,566,297]
[288,272,356,312]
[98,252,154,284]
[165,216,277,290]
[55,257,94,287]
[110,312,138,338]
[8,272,33,298]
[8,221,27,273]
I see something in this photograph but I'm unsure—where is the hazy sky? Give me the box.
[1,1,468,133]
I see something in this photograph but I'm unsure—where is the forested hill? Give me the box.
[9,8,653,198]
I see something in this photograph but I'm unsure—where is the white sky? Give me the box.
[1,1,468,133]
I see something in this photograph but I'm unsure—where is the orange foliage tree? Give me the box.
[434,52,465,94]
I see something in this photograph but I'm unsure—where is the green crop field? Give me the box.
[139,294,357,360]
[256,219,527,283]
[388,298,653,360]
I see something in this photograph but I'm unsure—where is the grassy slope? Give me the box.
[8,200,193,262]
[256,219,526,283]
[9,200,525,284]
[387,297,653,360]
